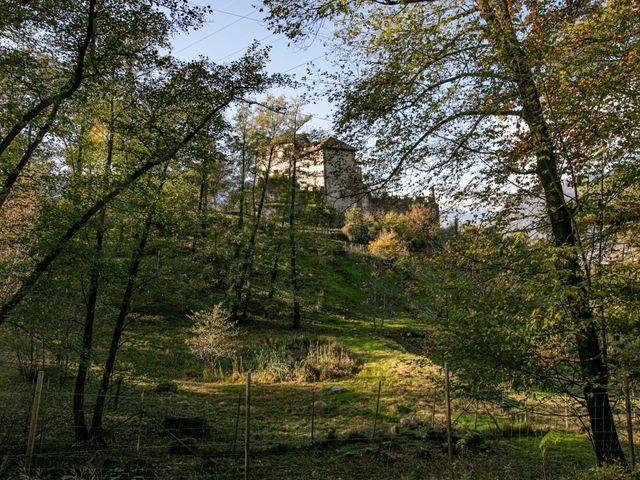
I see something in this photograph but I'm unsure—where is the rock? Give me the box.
[425,427,447,442]
[90,455,118,470]
[417,447,432,460]
[169,437,198,454]
[381,440,403,451]
[388,424,399,435]
[388,404,411,415]
[164,412,208,438]
[399,417,419,430]
[377,450,400,463]
[123,458,150,477]
[328,386,348,394]
[347,430,367,440]
[314,400,330,413]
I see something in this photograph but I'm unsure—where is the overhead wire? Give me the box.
[176,10,259,54]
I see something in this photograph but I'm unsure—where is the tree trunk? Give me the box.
[230,130,248,322]
[231,146,274,323]
[288,148,300,330]
[478,0,625,463]
[88,167,167,440]
[192,157,209,252]
[73,114,114,441]
[89,208,152,440]
[72,213,104,441]
[264,237,283,319]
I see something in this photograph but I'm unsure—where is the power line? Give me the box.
[282,54,327,73]
[176,10,258,54]
[206,8,333,42]
[207,8,265,24]
[216,33,281,62]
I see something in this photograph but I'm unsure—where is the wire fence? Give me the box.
[0,365,638,479]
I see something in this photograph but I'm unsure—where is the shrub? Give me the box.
[405,202,439,246]
[382,211,410,239]
[456,431,483,451]
[154,380,180,393]
[185,304,239,367]
[368,230,407,261]
[572,465,635,480]
[204,337,360,383]
[342,206,380,243]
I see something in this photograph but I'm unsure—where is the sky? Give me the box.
[170,0,338,132]
[168,1,466,224]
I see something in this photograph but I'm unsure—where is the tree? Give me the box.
[368,230,407,262]
[262,0,640,463]
[226,96,310,329]
[0,0,211,210]
[186,304,239,367]
[0,52,274,327]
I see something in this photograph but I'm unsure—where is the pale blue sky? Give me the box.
[171,0,338,131]
[169,1,461,221]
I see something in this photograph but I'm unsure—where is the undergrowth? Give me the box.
[203,337,360,383]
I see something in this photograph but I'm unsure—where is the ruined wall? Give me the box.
[323,148,366,214]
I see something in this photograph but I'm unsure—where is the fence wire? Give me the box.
[0,365,637,479]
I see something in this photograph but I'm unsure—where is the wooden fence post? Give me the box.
[473,399,478,432]
[233,389,242,454]
[136,390,144,453]
[444,364,453,478]
[431,387,437,428]
[112,376,123,412]
[624,376,636,469]
[26,370,44,476]
[245,371,251,480]
[372,380,382,440]
[311,390,316,443]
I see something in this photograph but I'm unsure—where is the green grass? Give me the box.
[0,230,602,479]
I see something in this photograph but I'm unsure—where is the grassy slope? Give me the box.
[0,232,598,479]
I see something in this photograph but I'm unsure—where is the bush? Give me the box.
[368,230,407,261]
[456,431,483,451]
[342,206,380,243]
[185,304,239,367]
[405,202,439,246]
[204,338,360,383]
[382,211,410,239]
[379,203,439,249]
[154,380,180,393]
[572,465,634,480]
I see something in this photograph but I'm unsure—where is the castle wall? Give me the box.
[259,137,372,215]
[323,148,365,214]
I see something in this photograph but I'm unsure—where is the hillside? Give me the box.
[0,231,600,479]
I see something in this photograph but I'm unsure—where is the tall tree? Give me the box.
[0,0,210,210]
[263,0,640,463]
[0,52,274,326]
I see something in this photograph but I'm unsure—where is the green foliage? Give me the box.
[539,430,576,461]
[185,304,239,366]
[572,465,636,480]
[342,206,372,243]
[456,431,483,451]
[368,230,407,262]
[154,380,180,394]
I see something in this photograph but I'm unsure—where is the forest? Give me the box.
[0,0,639,479]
